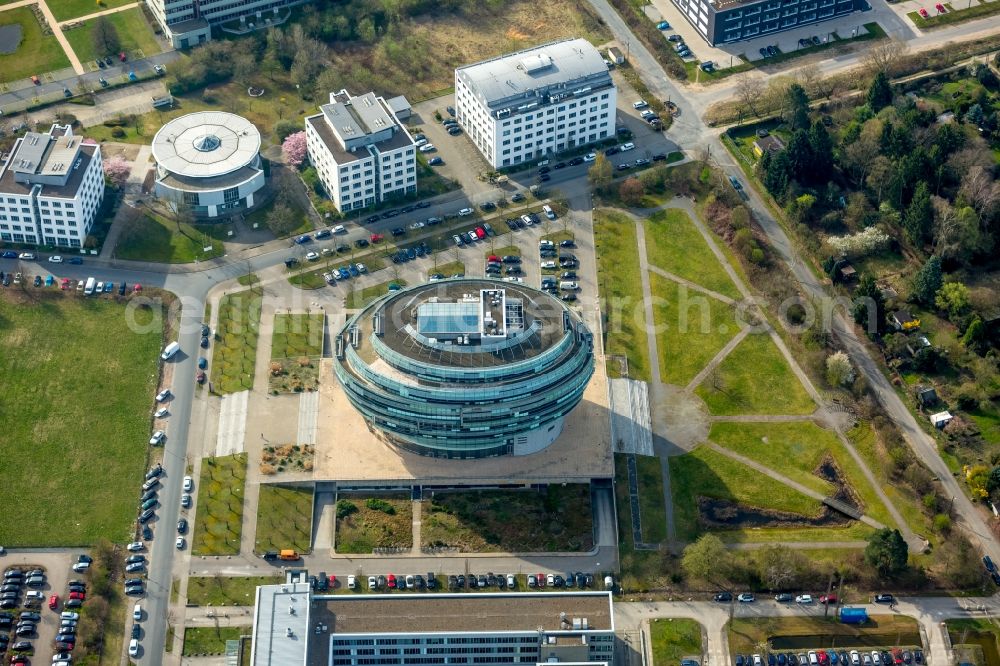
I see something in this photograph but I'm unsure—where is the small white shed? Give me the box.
[930,411,953,429]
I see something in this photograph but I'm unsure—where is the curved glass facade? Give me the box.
[334,280,595,459]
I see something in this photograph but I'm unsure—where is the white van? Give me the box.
[559,281,579,291]
[542,205,556,220]
[133,603,142,621]
[160,341,180,361]
[83,277,96,295]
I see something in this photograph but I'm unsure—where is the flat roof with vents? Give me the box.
[151,111,261,179]
[456,38,611,109]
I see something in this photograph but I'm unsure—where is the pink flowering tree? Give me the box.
[103,154,131,187]
[282,131,307,169]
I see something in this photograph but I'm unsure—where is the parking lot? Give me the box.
[2,552,76,666]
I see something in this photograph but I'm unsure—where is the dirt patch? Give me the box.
[697,455,862,529]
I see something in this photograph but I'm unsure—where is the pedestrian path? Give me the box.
[411,500,422,555]
[215,390,248,456]
[0,0,86,74]
[296,391,319,445]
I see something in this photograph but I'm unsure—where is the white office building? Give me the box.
[455,39,617,169]
[251,584,616,666]
[151,111,265,218]
[0,124,104,248]
[304,89,417,214]
[144,0,308,49]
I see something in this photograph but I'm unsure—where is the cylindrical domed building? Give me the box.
[334,279,595,459]
[151,111,264,218]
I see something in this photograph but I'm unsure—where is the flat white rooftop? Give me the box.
[152,111,261,179]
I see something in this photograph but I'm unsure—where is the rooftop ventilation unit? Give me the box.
[519,53,554,73]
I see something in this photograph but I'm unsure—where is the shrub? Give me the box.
[365,498,396,515]
[110,127,126,138]
[336,500,358,518]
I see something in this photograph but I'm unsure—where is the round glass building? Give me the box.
[334,279,594,459]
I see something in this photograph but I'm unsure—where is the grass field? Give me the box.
[649,273,739,386]
[595,209,650,382]
[432,261,465,277]
[49,0,138,21]
[0,292,161,545]
[186,575,281,606]
[422,486,594,552]
[635,454,667,544]
[62,7,161,63]
[269,313,324,393]
[644,209,741,300]
[695,332,816,415]
[115,212,229,263]
[710,421,894,527]
[255,485,313,553]
[191,454,247,556]
[907,1,1000,27]
[613,454,675,592]
[346,280,407,308]
[0,7,71,84]
[245,198,312,239]
[729,616,919,654]
[182,626,249,656]
[670,445,823,541]
[334,494,413,553]
[650,618,703,666]
[211,290,262,394]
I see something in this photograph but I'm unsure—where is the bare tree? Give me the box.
[735,73,765,118]
[863,40,908,77]
[959,166,1000,219]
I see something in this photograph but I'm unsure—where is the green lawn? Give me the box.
[346,280,407,309]
[595,209,650,382]
[210,291,262,394]
[0,292,161,545]
[613,454,676,593]
[695,332,816,415]
[255,485,313,553]
[182,626,249,656]
[650,618,703,666]
[907,1,1000,27]
[635,455,667,544]
[644,209,741,300]
[433,261,466,277]
[186,575,281,606]
[335,494,413,554]
[62,7,160,63]
[0,7,71,84]
[710,421,895,526]
[191,454,247,556]
[269,313,324,393]
[670,444,825,541]
[730,616,919,654]
[650,273,739,386]
[245,198,312,239]
[422,486,594,552]
[115,212,229,264]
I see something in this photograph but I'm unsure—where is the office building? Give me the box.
[144,0,308,48]
[0,124,104,248]
[151,111,265,218]
[333,279,595,459]
[251,585,615,666]
[671,0,861,46]
[454,38,617,169]
[304,89,416,213]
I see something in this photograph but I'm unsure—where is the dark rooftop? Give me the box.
[158,163,262,192]
[0,145,97,199]
[312,593,613,634]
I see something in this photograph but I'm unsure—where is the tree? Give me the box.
[910,256,942,306]
[762,150,792,199]
[587,153,612,192]
[273,120,300,143]
[757,546,809,591]
[934,201,987,264]
[903,181,933,246]
[784,83,811,130]
[103,154,130,187]
[867,71,893,113]
[807,122,833,182]
[962,316,987,354]
[853,274,887,338]
[282,131,307,168]
[681,534,731,583]
[935,281,970,321]
[619,177,644,207]
[735,73,765,118]
[91,16,120,57]
[266,200,299,237]
[784,129,815,183]
[863,40,907,77]
[864,528,908,578]
[825,351,854,387]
